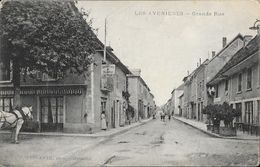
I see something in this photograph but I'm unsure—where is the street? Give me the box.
[0,118,258,166]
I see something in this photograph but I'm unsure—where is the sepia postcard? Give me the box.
[0,0,260,166]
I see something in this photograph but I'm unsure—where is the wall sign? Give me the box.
[0,88,83,96]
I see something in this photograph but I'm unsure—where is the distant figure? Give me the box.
[101,111,107,130]
[168,114,171,121]
[161,112,166,122]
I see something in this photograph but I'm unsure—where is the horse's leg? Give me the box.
[11,128,15,141]
[14,120,24,144]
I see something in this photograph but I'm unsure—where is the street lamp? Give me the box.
[249,19,260,35]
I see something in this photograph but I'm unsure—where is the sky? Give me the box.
[77,0,260,106]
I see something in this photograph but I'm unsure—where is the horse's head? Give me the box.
[22,106,33,120]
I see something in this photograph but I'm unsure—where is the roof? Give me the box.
[171,83,184,94]
[207,33,244,64]
[182,59,208,83]
[208,35,259,85]
[183,34,243,85]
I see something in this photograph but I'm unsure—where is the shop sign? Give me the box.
[0,88,83,96]
[101,64,115,77]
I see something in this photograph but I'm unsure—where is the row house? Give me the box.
[178,92,184,117]
[0,2,136,133]
[183,70,195,119]
[0,42,131,133]
[208,35,260,126]
[127,69,155,122]
[205,34,252,106]
[183,59,209,121]
[147,92,156,118]
[170,83,184,116]
[181,34,251,122]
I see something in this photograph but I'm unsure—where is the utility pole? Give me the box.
[103,18,107,63]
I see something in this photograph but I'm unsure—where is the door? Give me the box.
[198,103,200,121]
[40,97,64,132]
[111,100,116,128]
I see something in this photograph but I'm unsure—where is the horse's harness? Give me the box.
[0,108,29,129]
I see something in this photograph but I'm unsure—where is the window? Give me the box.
[40,97,63,123]
[225,79,229,91]
[0,97,13,112]
[0,60,12,81]
[258,64,260,86]
[238,73,242,92]
[245,101,253,124]
[38,71,63,81]
[101,99,106,112]
[116,74,119,89]
[247,68,252,90]
[257,100,260,125]
[215,84,219,98]
[235,103,242,122]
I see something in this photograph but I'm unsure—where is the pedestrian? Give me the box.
[162,112,165,122]
[101,111,107,130]
[168,113,171,121]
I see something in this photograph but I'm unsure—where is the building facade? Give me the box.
[208,35,260,126]
[127,69,155,122]
[170,84,184,116]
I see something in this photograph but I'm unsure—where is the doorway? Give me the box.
[40,97,64,132]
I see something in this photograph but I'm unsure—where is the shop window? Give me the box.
[40,97,63,123]
[237,73,242,92]
[0,97,13,112]
[246,68,252,90]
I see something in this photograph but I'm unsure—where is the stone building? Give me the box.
[205,34,252,106]
[127,69,154,122]
[0,2,132,133]
[170,83,184,116]
[208,35,260,126]
[181,34,250,121]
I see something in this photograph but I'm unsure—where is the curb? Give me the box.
[172,116,259,141]
[0,119,153,138]
[107,119,153,138]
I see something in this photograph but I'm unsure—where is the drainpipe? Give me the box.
[90,62,95,124]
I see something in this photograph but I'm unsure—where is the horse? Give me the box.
[0,106,33,144]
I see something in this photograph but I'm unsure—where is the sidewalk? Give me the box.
[0,118,153,138]
[172,116,259,141]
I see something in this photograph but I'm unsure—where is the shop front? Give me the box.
[0,85,86,132]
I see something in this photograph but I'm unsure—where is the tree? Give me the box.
[221,102,241,128]
[202,102,241,128]
[0,1,98,107]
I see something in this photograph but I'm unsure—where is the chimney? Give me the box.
[106,46,113,51]
[197,62,199,67]
[222,37,227,48]
[243,35,253,47]
[199,58,201,65]
[212,51,216,58]
[130,68,141,76]
[187,70,189,75]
